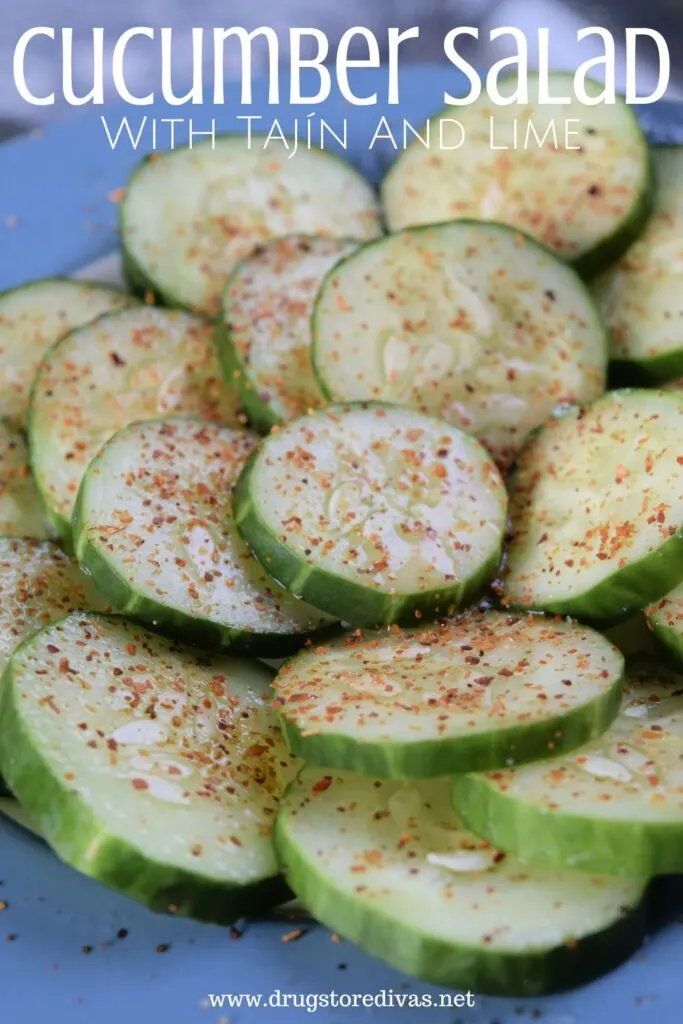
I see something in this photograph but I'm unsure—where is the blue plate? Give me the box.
[1,65,682,1023]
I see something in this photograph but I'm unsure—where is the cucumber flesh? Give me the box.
[272,611,624,777]
[312,221,606,467]
[73,417,335,654]
[0,537,105,675]
[275,767,647,996]
[503,389,683,624]
[0,419,50,539]
[0,613,299,922]
[0,278,134,429]
[234,403,507,627]
[452,658,683,876]
[29,307,243,541]
[0,537,106,796]
[382,72,651,277]
[218,235,358,431]
[121,139,382,316]
[594,147,683,382]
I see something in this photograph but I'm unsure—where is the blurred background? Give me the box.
[1,0,681,139]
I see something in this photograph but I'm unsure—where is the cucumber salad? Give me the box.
[2,75,683,996]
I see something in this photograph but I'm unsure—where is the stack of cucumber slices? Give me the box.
[4,73,683,998]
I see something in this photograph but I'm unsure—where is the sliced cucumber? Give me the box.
[452,658,683,876]
[275,768,647,996]
[0,536,103,798]
[503,389,683,624]
[0,419,50,539]
[312,221,606,467]
[73,417,335,655]
[0,537,105,674]
[234,403,507,627]
[272,611,623,777]
[646,585,683,666]
[594,147,683,382]
[121,139,382,316]
[0,613,299,922]
[28,307,243,542]
[218,236,357,432]
[0,278,135,428]
[382,72,651,278]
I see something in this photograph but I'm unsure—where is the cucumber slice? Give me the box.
[218,236,358,432]
[234,403,507,627]
[452,658,683,876]
[382,72,652,278]
[73,417,335,655]
[121,139,382,316]
[275,768,647,996]
[0,538,104,796]
[0,537,105,675]
[0,613,299,922]
[311,221,606,467]
[272,611,623,777]
[646,585,683,666]
[0,278,135,428]
[502,389,683,624]
[28,307,243,542]
[0,419,50,539]
[595,147,683,382]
